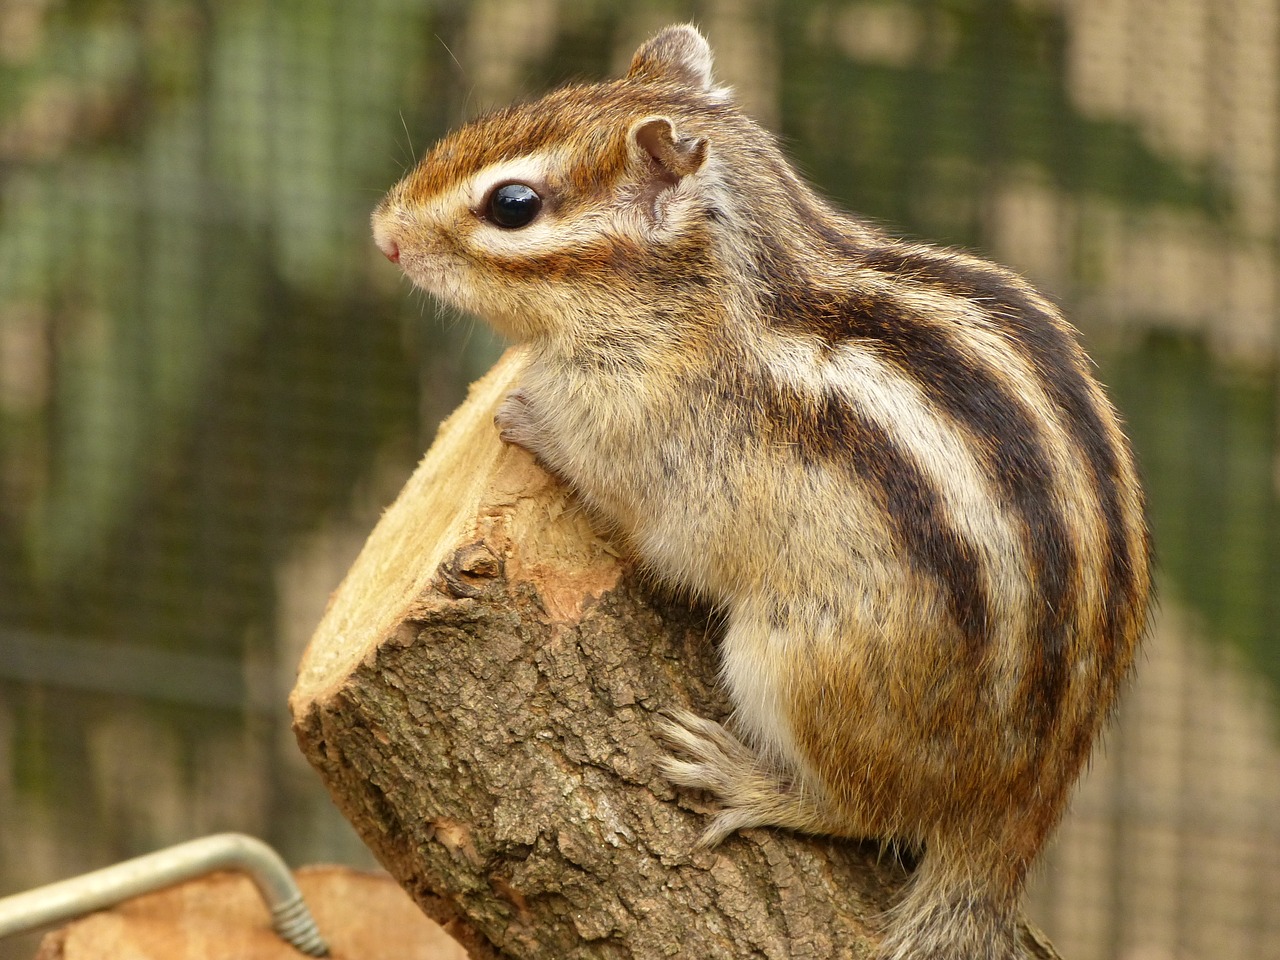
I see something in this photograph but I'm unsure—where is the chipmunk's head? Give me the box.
[372,24,745,343]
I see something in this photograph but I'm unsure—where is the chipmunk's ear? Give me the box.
[627,117,708,227]
[630,116,708,183]
[627,24,715,92]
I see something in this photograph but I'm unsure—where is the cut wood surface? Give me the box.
[34,866,467,960]
[289,347,1063,960]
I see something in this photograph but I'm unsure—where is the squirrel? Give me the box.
[372,24,1152,960]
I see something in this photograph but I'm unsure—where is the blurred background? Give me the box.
[0,0,1277,958]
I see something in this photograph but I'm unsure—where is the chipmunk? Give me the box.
[372,24,1152,960]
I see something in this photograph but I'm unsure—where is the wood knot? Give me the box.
[440,541,504,599]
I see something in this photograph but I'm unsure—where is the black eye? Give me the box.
[487,182,542,229]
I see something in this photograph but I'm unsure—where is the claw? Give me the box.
[655,707,835,844]
[698,808,759,848]
[493,389,561,476]
[494,390,536,449]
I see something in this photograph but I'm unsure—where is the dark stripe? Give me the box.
[858,243,1143,679]
[843,289,1077,731]
[756,241,1077,726]
[830,397,993,652]
[413,82,733,202]
[746,373,992,657]
[488,234,717,287]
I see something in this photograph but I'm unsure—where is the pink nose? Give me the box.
[372,221,401,263]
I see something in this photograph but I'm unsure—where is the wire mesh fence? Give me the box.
[1,2,1277,958]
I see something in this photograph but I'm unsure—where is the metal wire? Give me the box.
[0,833,329,956]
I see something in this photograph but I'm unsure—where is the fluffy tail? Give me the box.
[877,844,1023,960]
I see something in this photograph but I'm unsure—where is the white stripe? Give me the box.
[756,329,1033,629]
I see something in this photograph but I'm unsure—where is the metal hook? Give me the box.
[0,833,329,956]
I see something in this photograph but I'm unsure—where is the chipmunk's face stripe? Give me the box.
[461,155,555,213]
[397,81,728,205]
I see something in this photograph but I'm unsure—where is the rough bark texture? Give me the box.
[289,348,1063,960]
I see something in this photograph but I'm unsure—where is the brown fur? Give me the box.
[373,24,1153,960]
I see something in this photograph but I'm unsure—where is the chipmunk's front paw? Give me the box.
[494,389,535,447]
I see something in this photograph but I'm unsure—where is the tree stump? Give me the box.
[288,348,1063,960]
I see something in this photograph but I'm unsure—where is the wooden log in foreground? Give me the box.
[35,866,466,960]
[288,348,1062,960]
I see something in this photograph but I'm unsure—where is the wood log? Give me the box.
[288,347,1063,960]
[34,866,467,960]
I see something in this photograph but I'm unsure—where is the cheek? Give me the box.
[467,275,564,342]
[402,217,569,336]
[394,221,472,293]
[394,249,475,317]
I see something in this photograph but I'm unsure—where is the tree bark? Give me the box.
[288,348,1063,960]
